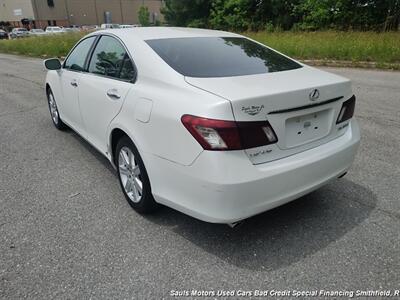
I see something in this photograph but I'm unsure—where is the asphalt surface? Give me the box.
[0,53,399,299]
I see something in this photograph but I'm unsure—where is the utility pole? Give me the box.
[120,0,124,24]
[94,0,99,25]
[32,0,40,27]
[64,0,70,26]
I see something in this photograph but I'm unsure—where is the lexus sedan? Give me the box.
[44,27,360,225]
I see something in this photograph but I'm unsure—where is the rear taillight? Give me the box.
[181,115,278,151]
[336,95,356,124]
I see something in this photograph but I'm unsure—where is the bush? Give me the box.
[264,22,274,32]
[1,31,399,70]
[245,31,400,66]
[187,19,208,28]
[0,33,85,58]
[209,0,251,31]
[138,6,150,26]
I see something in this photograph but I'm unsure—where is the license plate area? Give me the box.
[284,109,332,148]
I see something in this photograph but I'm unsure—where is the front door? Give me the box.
[59,36,97,134]
[59,70,81,130]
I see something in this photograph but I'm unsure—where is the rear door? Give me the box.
[78,35,135,154]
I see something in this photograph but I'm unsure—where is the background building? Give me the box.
[0,0,35,27]
[0,0,164,28]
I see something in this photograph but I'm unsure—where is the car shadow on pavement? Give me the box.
[68,130,117,175]
[66,131,377,272]
[146,179,377,271]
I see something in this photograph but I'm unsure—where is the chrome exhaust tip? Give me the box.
[227,221,244,228]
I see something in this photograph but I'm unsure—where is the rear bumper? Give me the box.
[147,119,360,223]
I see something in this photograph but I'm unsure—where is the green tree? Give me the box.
[209,0,253,31]
[138,6,150,26]
[161,0,212,27]
[209,0,301,31]
[248,0,300,30]
[293,0,400,31]
[160,0,399,31]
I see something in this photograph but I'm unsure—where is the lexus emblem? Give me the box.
[309,89,320,101]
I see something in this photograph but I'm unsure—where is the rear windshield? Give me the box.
[146,37,302,78]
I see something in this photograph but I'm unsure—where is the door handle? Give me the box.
[106,89,121,100]
[70,80,78,87]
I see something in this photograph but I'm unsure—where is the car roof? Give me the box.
[97,27,240,41]
[81,27,245,84]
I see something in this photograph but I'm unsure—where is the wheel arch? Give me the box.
[110,126,158,212]
[109,127,144,166]
[110,128,128,164]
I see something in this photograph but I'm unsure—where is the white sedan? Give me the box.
[44,27,360,225]
[29,29,47,36]
[45,26,63,34]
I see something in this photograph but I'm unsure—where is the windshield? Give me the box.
[146,37,302,78]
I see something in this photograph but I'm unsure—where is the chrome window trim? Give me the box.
[62,35,98,73]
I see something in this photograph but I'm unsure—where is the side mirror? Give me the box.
[44,58,62,70]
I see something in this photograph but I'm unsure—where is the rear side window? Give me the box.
[146,37,302,78]
[88,35,135,81]
[64,36,96,72]
[119,55,135,81]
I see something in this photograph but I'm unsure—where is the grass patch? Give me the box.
[245,31,400,69]
[0,31,399,69]
[0,33,85,58]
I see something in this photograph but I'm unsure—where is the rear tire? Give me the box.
[46,88,67,130]
[116,136,158,213]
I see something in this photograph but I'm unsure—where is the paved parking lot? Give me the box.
[0,53,399,299]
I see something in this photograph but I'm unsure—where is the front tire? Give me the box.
[46,88,67,130]
[116,136,158,213]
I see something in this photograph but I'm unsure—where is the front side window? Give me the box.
[146,37,302,78]
[88,36,130,80]
[64,36,96,72]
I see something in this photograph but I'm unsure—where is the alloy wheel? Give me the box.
[118,146,143,203]
[48,92,59,125]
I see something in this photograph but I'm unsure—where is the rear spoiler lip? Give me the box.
[268,96,346,115]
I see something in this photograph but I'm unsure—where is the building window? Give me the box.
[47,0,54,7]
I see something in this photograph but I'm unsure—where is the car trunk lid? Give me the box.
[185,66,353,164]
